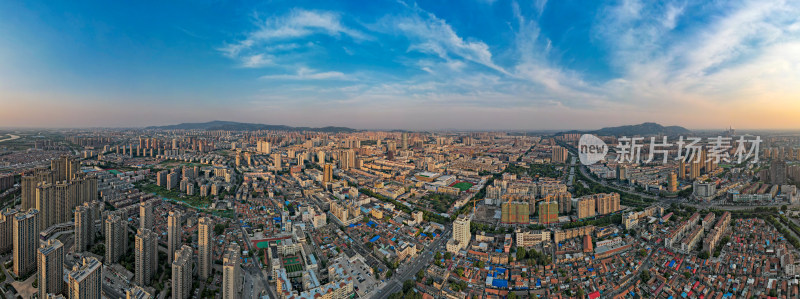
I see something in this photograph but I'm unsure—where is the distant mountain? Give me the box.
[147,121,357,133]
[561,122,691,136]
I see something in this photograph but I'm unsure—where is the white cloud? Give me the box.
[591,0,800,118]
[259,67,352,80]
[241,54,273,68]
[379,9,508,75]
[220,9,368,58]
[534,0,548,16]
[231,0,800,129]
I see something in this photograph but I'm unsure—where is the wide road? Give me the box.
[577,162,661,201]
[236,212,277,299]
[371,226,451,299]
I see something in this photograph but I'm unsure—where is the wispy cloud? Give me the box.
[259,67,353,81]
[376,5,509,75]
[595,0,800,101]
[533,0,548,16]
[220,9,368,58]
[223,0,800,129]
[241,54,273,68]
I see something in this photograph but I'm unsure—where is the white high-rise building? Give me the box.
[446,214,471,253]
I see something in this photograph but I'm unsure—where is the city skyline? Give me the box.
[2,0,800,130]
[3,1,800,297]
[2,118,800,298]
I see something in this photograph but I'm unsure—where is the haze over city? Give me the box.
[2,0,800,129]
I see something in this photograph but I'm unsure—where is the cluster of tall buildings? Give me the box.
[763,146,800,161]
[575,193,621,219]
[500,201,530,224]
[257,140,271,154]
[156,169,180,190]
[18,205,102,298]
[113,136,210,157]
[676,149,718,181]
[337,149,356,170]
[21,156,98,230]
[4,206,99,299]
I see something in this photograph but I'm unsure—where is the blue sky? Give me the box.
[2,0,800,130]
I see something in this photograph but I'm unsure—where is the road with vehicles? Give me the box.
[371,226,452,299]
[236,213,277,299]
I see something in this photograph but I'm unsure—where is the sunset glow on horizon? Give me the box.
[2,0,800,130]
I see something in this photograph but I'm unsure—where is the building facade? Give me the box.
[38,239,65,298]
[198,216,213,280]
[135,228,159,286]
[168,210,182,263]
[13,208,39,277]
[172,245,193,299]
[68,257,102,299]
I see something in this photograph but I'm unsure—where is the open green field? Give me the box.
[283,256,303,272]
[154,159,210,169]
[139,183,211,208]
[451,182,474,191]
[285,264,303,272]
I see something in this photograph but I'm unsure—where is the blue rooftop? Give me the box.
[491,279,508,288]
